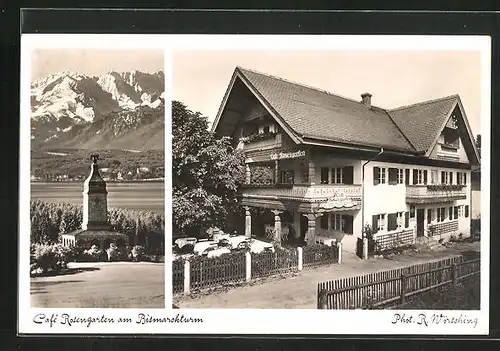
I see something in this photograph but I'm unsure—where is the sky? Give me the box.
[31,49,164,80]
[172,50,483,137]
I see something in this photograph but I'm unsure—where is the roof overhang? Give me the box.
[211,68,302,145]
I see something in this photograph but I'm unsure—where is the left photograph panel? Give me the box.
[29,48,165,308]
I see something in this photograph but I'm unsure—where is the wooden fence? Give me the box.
[251,248,298,279]
[173,244,340,294]
[303,245,339,269]
[190,252,247,291]
[317,256,475,309]
[172,258,184,294]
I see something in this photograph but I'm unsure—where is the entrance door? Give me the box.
[416,208,425,237]
[300,215,308,241]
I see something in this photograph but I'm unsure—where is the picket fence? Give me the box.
[173,244,340,294]
[317,255,481,309]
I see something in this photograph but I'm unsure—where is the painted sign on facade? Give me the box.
[270,150,306,160]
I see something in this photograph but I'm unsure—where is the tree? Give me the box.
[172,101,245,238]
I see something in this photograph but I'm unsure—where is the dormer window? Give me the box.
[263,125,270,134]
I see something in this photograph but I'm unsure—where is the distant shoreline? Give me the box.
[31,179,165,184]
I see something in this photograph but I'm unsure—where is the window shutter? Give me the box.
[413,169,418,185]
[427,209,432,224]
[449,206,453,220]
[465,205,469,218]
[372,215,378,233]
[441,171,445,184]
[449,172,453,184]
[405,212,409,228]
[405,169,410,185]
[388,168,398,185]
[373,167,380,185]
[454,206,458,219]
[464,173,467,185]
[344,166,354,185]
[424,170,428,184]
[388,213,398,231]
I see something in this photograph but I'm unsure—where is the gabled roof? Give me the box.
[387,95,459,152]
[236,67,415,152]
[213,67,478,160]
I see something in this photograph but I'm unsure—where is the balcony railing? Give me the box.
[241,183,362,204]
[406,184,467,204]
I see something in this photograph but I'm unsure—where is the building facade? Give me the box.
[212,67,480,253]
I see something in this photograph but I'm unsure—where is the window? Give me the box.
[263,125,270,133]
[458,205,464,218]
[320,214,329,230]
[405,212,410,228]
[331,214,344,231]
[410,205,415,218]
[342,215,354,234]
[464,173,467,185]
[441,171,452,185]
[413,169,427,185]
[465,205,469,218]
[331,167,344,184]
[427,208,432,224]
[454,206,459,219]
[431,170,438,185]
[373,167,386,185]
[388,168,398,185]
[457,172,463,185]
[443,128,459,149]
[279,170,294,184]
[397,169,404,184]
[300,162,309,183]
[438,207,446,222]
[388,213,398,231]
[405,169,410,185]
[377,214,386,231]
[321,167,329,184]
[449,206,453,220]
[397,212,404,229]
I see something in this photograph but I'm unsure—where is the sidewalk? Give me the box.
[174,242,479,309]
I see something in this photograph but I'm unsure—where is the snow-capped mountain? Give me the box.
[30,70,165,150]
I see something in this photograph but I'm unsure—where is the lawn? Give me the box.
[31,262,164,308]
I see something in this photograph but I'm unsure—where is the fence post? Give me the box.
[451,263,457,285]
[337,242,342,264]
[363,238,369,260]
[318,289,328,309]
[245,251,252,282]
[297,246,303,271]
[400,274,407,305]
[183,259,190,294]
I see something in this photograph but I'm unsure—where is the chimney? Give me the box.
[361,93,372,108]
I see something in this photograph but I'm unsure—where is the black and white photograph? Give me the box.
[28,48,165,308]
[171,48,484,311]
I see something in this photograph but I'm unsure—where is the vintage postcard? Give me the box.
[19,34,490,335]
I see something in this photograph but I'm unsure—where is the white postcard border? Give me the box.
[19,34,491,335]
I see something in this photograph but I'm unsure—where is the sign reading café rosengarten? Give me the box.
[270,150,306,160]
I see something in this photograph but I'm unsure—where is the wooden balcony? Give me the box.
[241,183,362,208]
[406,185,467,204]
[239,132,283,152]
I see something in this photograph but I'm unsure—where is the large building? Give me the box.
[212,67,480,253]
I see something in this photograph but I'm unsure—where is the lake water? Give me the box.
[31,182,165,213]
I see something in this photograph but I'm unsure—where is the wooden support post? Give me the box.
[363,237,369,260]
[400,274,407,305]
[183,259,190,294]
[245,251,251,282]
[337,242,342,264]
[297,247,303,271]
[318,289,328,309]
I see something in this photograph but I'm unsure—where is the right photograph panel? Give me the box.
[171,49,482,310]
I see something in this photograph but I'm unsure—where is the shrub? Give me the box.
[31,243,75,275]
[131,245,146,261]
[106,243,119,262]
